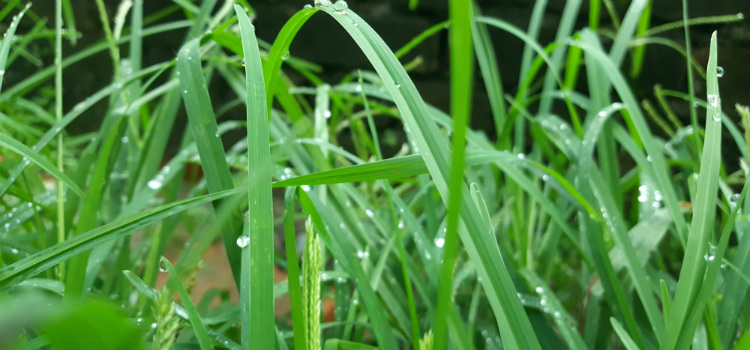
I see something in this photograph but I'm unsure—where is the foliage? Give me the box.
[0,0,747,349]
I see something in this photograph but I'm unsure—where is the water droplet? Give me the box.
[282,51,290,60]
[183,89,188,94]
[730,193,741,206]
[0,70,5,76]
[352,21,359,27]
[646,155,653,162]
[121,136,128,143]
[638,185,648,203]
[535,286,544,294]
[517,153,525,159]
[324,110,332,119]
[188,56,192,60]
[303,4,312,9]
[215,132,220,138]
[355,84,362,92]
[159,260,168,272]
[394,81,401,88]
[301,185,311,192]
[434,237,445,248]
[25,2,31,9]
[542,174,550,182]
[241,58,246,66]
[707,94,719,107]
[147,180,162,190]
[397,220,405,229]
[713,112,721,122]
[333,0,348,14]
[236,235,250,248]
[356,250,368,259]
[365,209,374,218]
[717,66,724,78]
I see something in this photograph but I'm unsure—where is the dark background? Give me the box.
[9,0,750,155]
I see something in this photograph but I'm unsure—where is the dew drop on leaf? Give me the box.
[236,235,250,248]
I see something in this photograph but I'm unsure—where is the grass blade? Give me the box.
[283,187,306,350]
[433,0,474,347]
[64,119,127,299]
[0,133,84,198]
[160,257,214,350]
[0,188,242,290]
[177,38,244,287]
[234,5,275,350]
[612,318,642,350]
[317,6,541,349]
[0,3,29,94]
[662,31,723,350]
[298,188,398,349]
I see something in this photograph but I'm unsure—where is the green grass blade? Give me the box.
[316,6,541,349]
[64,119,127,299]
[264,8,318,114]
[607,0,646,67]
[0,133,83,198]
[662,31,723,350]
[297,189,398,349]
[630,1,651,77]
[160,257,214,350]
[518,0,547,86]
[234,5,275,350]
[394,20,449,59]
[0,3,29,94]
[677,178,748,349]
[681,0,702,162]
[123,270,242,350]
[521,269,588,350]
[55,0,65,280]
[283,187,306,350]
[471,5,506,146]
[589,168,664,340]
[177,38,244,288]
[0,188,242,290]
[433,0,473,347]
[612,318,642,350]
[574,30,689,244]
[537,0,581,115]
[0,20,191,103]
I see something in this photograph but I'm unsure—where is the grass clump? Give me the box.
[0,0,748,349]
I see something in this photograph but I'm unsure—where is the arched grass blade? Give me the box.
[316,6,540,350]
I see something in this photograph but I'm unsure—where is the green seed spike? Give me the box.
[303,217,322,350]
